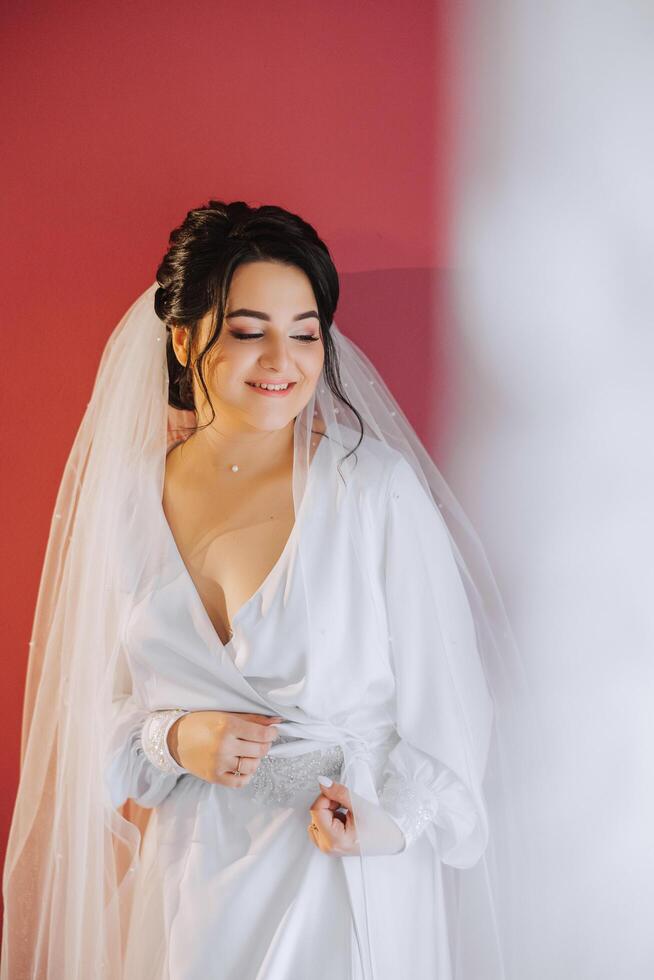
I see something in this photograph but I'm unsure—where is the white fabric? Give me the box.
[140,710,189,777]
[2,281,533,979]
[105,433,482,978]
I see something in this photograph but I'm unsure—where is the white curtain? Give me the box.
[443,2,654,976]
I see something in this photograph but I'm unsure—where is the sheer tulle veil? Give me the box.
[1,280,539,978]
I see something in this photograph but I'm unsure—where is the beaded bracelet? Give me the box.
[141,708,189,776]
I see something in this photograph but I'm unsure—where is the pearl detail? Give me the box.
[231,464,239,472]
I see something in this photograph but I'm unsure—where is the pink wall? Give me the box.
[1,0,458,899]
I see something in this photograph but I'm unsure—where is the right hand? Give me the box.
[167,710,284,787]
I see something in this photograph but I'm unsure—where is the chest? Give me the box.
[125,448,397,722]
[162,467,296,646]
[127,486,394,721]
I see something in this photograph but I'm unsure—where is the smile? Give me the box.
[245,381,297,396]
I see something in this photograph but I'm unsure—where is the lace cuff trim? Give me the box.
[141,709,189,776]
[380,772,440,849]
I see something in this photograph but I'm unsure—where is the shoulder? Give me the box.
[326,423,407,500]
[328,424,442,530]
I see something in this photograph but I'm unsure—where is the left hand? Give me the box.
[307,779,360,856]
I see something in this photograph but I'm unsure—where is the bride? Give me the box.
[1,200,530,979]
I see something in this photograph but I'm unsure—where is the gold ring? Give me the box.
[310,822,319,834]
[232,756,242,775]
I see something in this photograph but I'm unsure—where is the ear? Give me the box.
[170,325,190,368]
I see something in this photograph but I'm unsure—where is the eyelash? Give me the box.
[229,331,320,344]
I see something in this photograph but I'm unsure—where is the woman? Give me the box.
[1,201,530,979]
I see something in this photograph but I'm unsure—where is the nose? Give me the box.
[259,334,293,373]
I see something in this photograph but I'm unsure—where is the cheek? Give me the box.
[305,346,325,380]
[209,350,249,386]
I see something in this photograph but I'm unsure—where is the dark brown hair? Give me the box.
[153,199,363,466]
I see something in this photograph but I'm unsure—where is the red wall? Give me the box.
[0,0,458,897]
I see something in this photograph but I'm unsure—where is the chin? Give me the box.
[247,415,296,433]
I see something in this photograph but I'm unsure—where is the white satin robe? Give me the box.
[105,431,490,980]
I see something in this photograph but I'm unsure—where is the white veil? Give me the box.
[1,280,538,978]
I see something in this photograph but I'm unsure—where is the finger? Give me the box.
[306,822,323,850]
[229,711,284,725]
[310,808,349,854]
[221,770,254,788]
[316,780,352,810]
[226,755,258,776]
[312,806,338,837]
[234,737,275,759]
[218,752,262,785]
[310,794,340,812]
[307,792,339,811]
[315,806,358,852]
[228,717,281,743]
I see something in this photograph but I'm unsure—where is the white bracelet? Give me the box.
[141,709,189,776]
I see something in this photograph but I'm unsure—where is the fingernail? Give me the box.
[317,775,333,787]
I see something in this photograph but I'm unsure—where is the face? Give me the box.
[171,260,325,434]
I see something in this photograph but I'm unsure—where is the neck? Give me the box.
[186,421,296,475]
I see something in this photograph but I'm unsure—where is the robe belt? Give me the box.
[231,717,387,980]
[244,718,397,808]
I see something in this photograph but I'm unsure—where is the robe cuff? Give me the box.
[140,709,190,776]
[379,772,441,851]
[378,743,481,858]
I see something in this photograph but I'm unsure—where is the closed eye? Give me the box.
[229,331,319,343]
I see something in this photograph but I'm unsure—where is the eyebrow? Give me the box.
[225,308,319,323]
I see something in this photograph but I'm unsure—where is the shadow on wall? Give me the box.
[338,267,454,459]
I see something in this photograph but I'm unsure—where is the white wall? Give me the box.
[444,3,654,976]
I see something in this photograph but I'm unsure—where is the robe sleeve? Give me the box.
[377,454,494,868]
[104,639,182,810]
